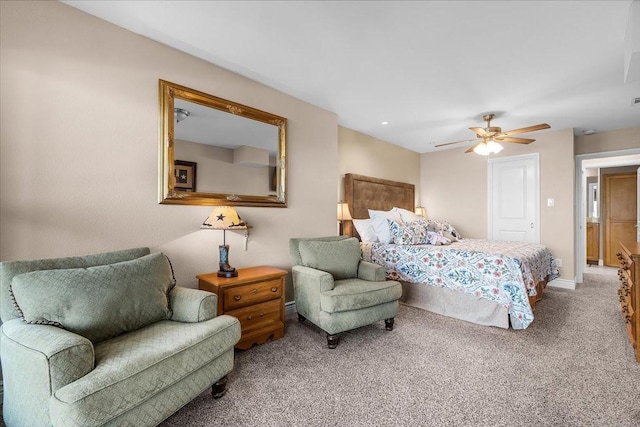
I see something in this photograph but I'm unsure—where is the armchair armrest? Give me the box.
[358,261,386,282]
[169,286,218,322]
[1,319,94,427]
[292,265,335,293]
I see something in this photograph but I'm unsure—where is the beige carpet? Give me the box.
[158,272,640,427]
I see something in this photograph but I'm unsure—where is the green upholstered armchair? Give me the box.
[289,236,402,348]
[0,248,241,427]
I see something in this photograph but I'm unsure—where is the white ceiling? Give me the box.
[64,0,640,154]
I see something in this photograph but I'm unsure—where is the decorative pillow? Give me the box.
[368,209,403,244]
[426,230,452,246]
[389,218,433,245]
[393,207,421,224]
[427,219,463,241]
[352,219,378,243]
[298,238,360,280]
[10,253,175,343]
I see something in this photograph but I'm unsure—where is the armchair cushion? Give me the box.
[10,252,175,344]
[320,278,403,313]
[298,237,360,280]
[0,247,151,322]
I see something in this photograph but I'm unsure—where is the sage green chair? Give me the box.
[289,236,402,348]
[0,247,241,427]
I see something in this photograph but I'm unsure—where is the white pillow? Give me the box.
[352,219,379,243]
[394,207,420,224]
[368,209,403,244]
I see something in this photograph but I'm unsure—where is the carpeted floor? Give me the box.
[159,271,640,427]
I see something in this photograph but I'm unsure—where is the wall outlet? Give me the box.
[555,258,563,267]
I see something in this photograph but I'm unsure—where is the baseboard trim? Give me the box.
[285,301,296,316]
[548,278,575,290]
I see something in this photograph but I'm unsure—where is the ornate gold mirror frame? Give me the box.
[159,80,287,207]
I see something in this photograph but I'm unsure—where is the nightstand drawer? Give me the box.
[227,299,282,333]
[223,278,282,311]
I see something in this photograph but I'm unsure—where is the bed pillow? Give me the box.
[393,207,421,224]
[10,253,175,343]
[389,219,430,245]
[298,237,361,280]
[368,209,403,244]
[352,219,379,243]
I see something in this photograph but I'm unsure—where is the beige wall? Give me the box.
[337,126,421,203]
[421,128,575,281]
[0,1,338,297]
[575,127,640,155]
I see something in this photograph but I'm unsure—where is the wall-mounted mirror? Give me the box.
[159,80,287,207]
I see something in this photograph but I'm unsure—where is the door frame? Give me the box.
[487,153,540,242]
[575,148,640,284]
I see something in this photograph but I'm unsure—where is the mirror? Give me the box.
[159,80,287,207]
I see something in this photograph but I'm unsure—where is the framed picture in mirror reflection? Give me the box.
[174,160,197,192]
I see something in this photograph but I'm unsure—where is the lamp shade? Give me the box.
[337,203,352,221]
[202,206,248,230]
[415,206,427,218]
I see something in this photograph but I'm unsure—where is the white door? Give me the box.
[488,154,540,243]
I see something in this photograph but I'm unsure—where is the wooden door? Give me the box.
[603,173,638,266]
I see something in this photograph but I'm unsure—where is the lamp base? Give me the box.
[217,244,237,277]
[217,269,238,278]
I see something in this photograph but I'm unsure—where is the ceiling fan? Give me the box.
[435,114,550,155]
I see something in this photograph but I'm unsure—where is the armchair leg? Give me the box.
[211,375,228,399]
[326,333,340,349]
[297,313,306,322]
[385,318,395,331]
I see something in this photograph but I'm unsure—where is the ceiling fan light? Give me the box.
[487,140,503,154]
[473,142,490,155]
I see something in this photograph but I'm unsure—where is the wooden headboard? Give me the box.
[343,173,415,239]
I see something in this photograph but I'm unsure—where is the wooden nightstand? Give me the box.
[197,266,288,350]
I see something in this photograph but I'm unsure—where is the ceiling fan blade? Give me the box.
[465,142,483,153]
[495,136,535,144]
[434,138,478,148]
[502,123,550,136]
[469,127,489,137]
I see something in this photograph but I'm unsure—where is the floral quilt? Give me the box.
[361,239,558,329]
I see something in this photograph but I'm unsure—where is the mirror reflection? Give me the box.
[159,80,287,207]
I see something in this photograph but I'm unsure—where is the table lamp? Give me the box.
[337,202,352,235]
[202,206,248,277]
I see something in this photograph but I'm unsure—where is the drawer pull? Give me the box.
[247,315,252,320]
[271,287,278,292]
[253,289,258,294]
[234,296,241,301]
[260,312,264,317]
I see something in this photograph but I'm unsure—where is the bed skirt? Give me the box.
[399,279,548,329]
[399,281,510,328]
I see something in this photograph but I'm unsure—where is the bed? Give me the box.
[343,173,557,329]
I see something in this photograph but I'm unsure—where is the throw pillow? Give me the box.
[10,252,175,343]
[298,238,361,280]
[389,218,430,245]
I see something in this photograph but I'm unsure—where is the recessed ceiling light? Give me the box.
[583,129,596,135]
[381,121,389,125]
